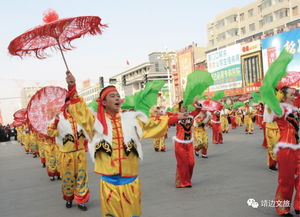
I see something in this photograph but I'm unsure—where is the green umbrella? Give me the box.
[183,70,214,106]
[233,102,245,109]
[211,90,224,101]
[134,80,166,116]
[121,95,135,110]
[198,94,208,100]
[251,92,261,103]
[259,49,293,115]
[223,104,231,109]
[188,104,195,112]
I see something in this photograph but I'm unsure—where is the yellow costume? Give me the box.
[243,106,254,133]
[235,111,242,126]
[265,122,279,166]
[37,135,46,165]
[48,109,89,204]
[65,86,169,217]
[220,109,229,133]
[44,137,59,178]
[153,137,166,151]
[29,131,38,156]
[22,126,30,153]
[194,111,210,157]
[263,106,279,168]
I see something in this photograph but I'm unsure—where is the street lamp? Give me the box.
[161,49,176,108]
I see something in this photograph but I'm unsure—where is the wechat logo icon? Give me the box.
[247,198,259,208]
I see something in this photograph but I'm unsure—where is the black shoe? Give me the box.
[185,185,192,188]
[66,201,72,208]
[78,204,87,211]
[42,163,46,168]
[269,166,278,171]
[201,155,208,159]
[57,176,61,180]
[295,210,300,214]
[281,213,293,216]
[33,155,37,158]
[50,176,55,181]
[195,151,199,157]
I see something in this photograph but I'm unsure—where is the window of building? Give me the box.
[258,5,262,13]
[263,13,273,24]
[275,0,283,3]
[155,62,159,72]
[241,27,246,35]
[240,13,245,21]
[293,6,298,16]
[209,39,215,46]
[243,54,261,85]
[217,32,226,42]
[227,28,238,38]
[259,20,264,28]
[261,0,272,10]
[248,9,254,17]
[216,19,225,29]
[226,15,237,24]
[249,23,255,32]
[275,8,289,19]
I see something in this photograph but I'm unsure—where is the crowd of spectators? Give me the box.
[0,124,16,142]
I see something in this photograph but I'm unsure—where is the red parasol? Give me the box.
[238,94,252,102]
[199,99,222,112]
[277,71,300,89]
[13,108,27,121]
[27,86,67,137]
[8,9,107,71]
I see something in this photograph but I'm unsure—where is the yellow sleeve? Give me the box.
[68,97,95,139]
[47,122,59,138]
[140,115,169,139]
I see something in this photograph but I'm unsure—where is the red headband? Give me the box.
[97,86,118,135]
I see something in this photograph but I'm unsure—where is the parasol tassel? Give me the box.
[43,9,59,23]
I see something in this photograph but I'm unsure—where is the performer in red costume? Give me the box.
[211,111,223,144]
[256,103,264,129]
[168,101,201,188]
[272,87,300,216]
[229,108,237,129]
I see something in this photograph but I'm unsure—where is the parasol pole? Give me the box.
[55,38,70,71]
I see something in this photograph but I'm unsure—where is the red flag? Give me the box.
[126,60,130,65]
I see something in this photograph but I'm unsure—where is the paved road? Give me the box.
[0,125,282,217]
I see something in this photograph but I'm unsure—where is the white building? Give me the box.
[78,83,101,104]
[110,52,176,106]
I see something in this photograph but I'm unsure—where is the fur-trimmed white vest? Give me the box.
[55,113,88,152]
[88,111,148,161]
